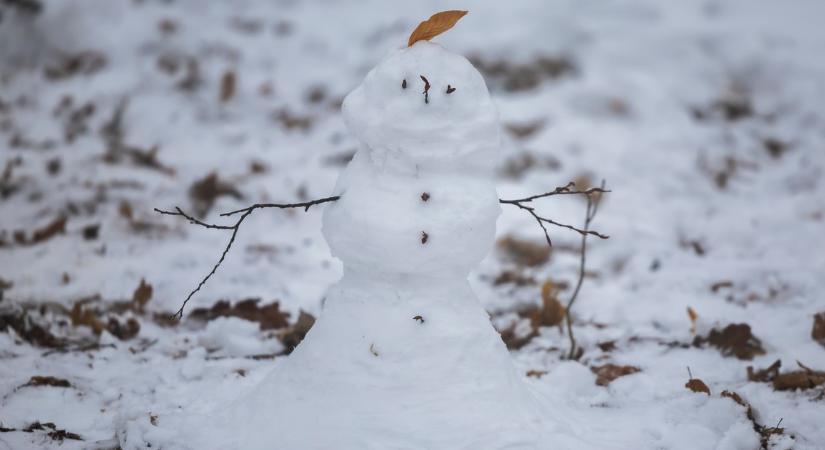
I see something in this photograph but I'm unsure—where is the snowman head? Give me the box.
[342,41,500,171]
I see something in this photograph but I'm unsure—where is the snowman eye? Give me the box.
[446,85,456,94]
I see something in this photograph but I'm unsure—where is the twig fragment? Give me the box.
[562,180,605,359]
[420,75,430,103]
[154,195,339,319]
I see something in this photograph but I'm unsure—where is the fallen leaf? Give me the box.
[597,340,616,352]
[11,215,68,246]
[492,270,536,287]
[220,70,236,103]
[407,10,468,47]
[813,312,825,347]
[772,361,825,391]
[107,317,140,340]
[695,323,765,360]
[526,370,547,378]
[279,310,315,353]
[189,298,291,331]
[530,280,565,328]
[19,376,71,389]
[497,235,551,267]
[70,302,105,334]
[0,309,64,348]
[131,278,153,313]
[685,377,711,395]
[505,120,545,139]
[188,172,243,217]
[592,364,640,386]
[687,306,698,334]
[747,359,781,382]
[497,321,537,351]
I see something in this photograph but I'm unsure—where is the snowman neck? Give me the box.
[363,144,498,178]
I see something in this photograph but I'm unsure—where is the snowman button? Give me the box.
[421,192,430,202]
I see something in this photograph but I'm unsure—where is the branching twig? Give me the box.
[154,196,339,319]
[563,180,606,360]
[499,182,610,246]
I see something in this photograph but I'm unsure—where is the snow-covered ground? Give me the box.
[1,0,824,448]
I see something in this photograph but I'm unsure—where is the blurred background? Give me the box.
[1,0,823,448]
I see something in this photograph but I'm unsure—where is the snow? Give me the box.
[1,0,824,449]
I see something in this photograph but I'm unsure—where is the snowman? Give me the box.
[231,12,542,449]
[131,12,546,450]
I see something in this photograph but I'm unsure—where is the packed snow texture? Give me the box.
[1,0,824,449]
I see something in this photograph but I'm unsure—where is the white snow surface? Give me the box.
[1,0,824,449]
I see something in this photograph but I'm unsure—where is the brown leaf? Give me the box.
[12,215,68,246]
[747,359,781,382]
[530,280,565,328]
[407,10,468,47]
[20,376,71,389]
[526,370,547,378]
[772,361,825,391]
[505,120,545,140]
[696,323,765,360]
[107,317,140,340]
[687,306,698,334]
[0,310,64,348]
[492,270,536,287]
[497,235,551,267]
[685,377,711,395]
[188,172,243,217]
[132,278,153,313]
[813,312,825,347]
[592,364,640,386]
[279,310,315,354]
[70,302,105,334]
[498,321,537,351]
[220,70,236,103]
[189,298,291,331]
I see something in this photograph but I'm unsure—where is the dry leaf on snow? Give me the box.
[812,312,825,347]
[685,377,711,395]
[592,364,640,386]
[408,10,468,47]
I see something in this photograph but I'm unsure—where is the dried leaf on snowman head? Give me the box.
[408,10,468,47]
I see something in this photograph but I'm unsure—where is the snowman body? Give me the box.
[228,42,542,449]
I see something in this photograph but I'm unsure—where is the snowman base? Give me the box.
[231,273,542,449]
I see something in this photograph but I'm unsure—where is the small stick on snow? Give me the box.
[420,75,430,103]
[446,85,456,94]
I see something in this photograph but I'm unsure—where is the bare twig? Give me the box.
[563,180,606,359]
[154,195,339,319]
[499,182,610,246]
